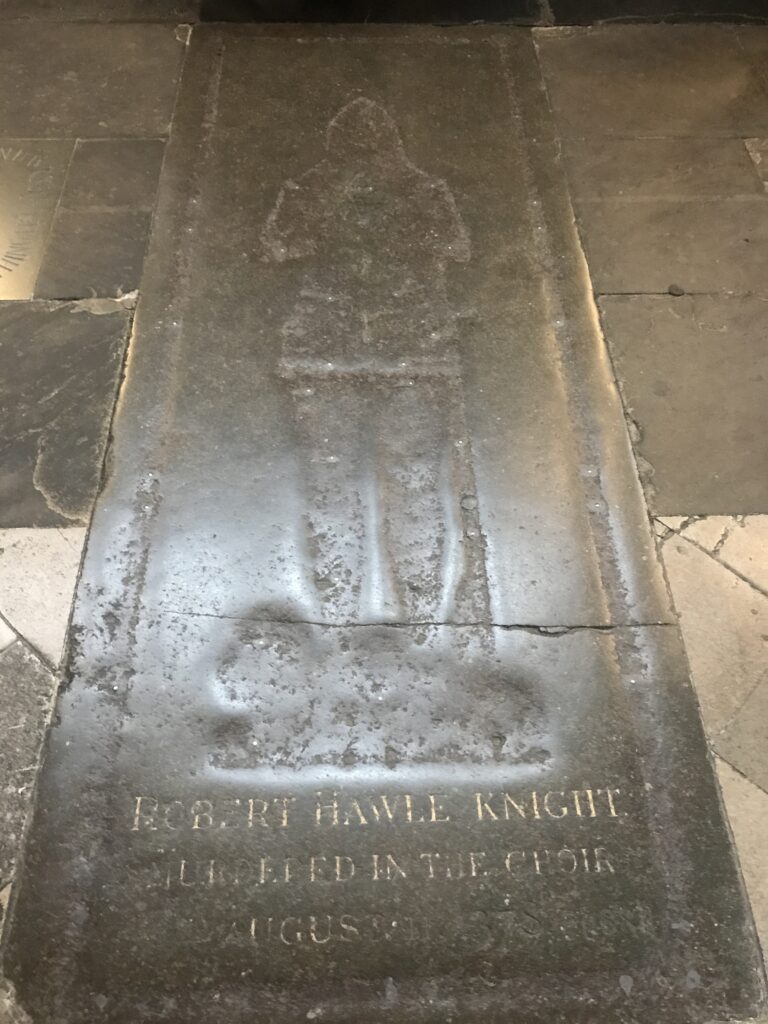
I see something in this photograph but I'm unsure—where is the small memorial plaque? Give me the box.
[5,27,765,1024]
[0,140,72,300]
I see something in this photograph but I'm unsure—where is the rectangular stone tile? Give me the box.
[3,27,760,1024]
[34,209,153,298]
[562,138,764,201]
[0,300,131,526]
[0,140,73,300]
[719,516,768,593]
[535,25,768,138]
[599,295,768,513]
[61,140,166,211]
[0,24,185,139]
[580,198,768,295]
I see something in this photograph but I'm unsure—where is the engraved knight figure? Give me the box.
[262,97,491,624]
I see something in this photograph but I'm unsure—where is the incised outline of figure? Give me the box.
[262,97,491,626]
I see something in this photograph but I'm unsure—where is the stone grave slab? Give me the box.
[4,26,764,1024]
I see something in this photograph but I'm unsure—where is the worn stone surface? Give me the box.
[4,26,762,1024]
[717,758,768,957]
[0,642,56,889]
[599,295,768,514]
[61,140,166,211]
[0,529,86,666]
[535,25,768,137]
[0,301,131,527]
[719,516,768,593]
[561,138,765,201]
[0,140,74,300]
[0,24,185,139]
[659,533,768,739]
[35,210,153,299]
[679,516,733,552]
[579,198,768,295]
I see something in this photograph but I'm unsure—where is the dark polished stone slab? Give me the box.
[0,301,131,527]
[0,140,73,300]
[4,26,764,1024]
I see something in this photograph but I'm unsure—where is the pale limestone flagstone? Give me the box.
[0,529,86,665]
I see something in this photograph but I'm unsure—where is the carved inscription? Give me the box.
[128,784,643,955]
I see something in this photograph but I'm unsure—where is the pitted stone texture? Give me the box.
[0,529,85,665]
[0,642,56,887]
[0,302,131,527]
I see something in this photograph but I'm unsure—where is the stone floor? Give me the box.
[0,10,766,998]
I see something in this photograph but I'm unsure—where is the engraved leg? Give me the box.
[289,379,369,622]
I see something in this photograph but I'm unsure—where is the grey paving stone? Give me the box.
[0,529,86,665]
[716,757,768,959]
[659,533,768,736]
[61,139,166,211]
[3,27,760,1024]
[578,198,768,295]
[34,209,153,298]
[536,25,768,138]
[600,295,768,514]
[0,0,198,16]
[718,516,768,593]
[0,23,185,139]
[0,301,131,527]
[0,641,56,888]
[0,140,74,300]
[562,138,764,201]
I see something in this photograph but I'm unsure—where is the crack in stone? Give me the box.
[162,608,677,631]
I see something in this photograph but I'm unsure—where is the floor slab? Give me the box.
[0,23,185,139]
[535,25,768,138]
[0,301,132,527]
[599,295,768,514]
